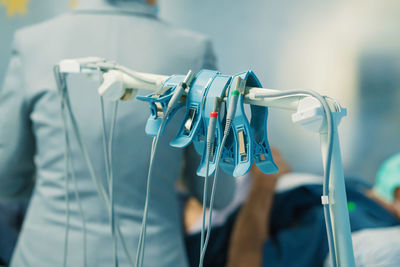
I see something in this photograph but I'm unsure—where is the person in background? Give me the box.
[183,150,400,267]
[367,153,400,219]
[0,202,26,266]
[0,0,235,266]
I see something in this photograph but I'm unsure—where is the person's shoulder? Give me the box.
[172,26,210,43]
[13,14,70,47]
[157,19,211,44]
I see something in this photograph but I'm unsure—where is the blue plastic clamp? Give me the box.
[246,71,278,174]
[170,70,219,151]
[220,71,277,177]
[220,74,253,177]
[196,74,231,177]
[136,75,186,136]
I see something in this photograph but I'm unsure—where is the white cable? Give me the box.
[136,72,195,267]
[200,151,210,257]
[200,110,219,258]
[84,62,158,86]
[199,133,229,267]
[135,121,165,267]
[253,90,336,267]
[65,92,135,267]
[109,101,119,267]
[57,62,339,266]
[69,150,88,267]
[135,99,171,267]
[100,97,120,267]
[199,116,235,267]
[55,70,135,267]
[62,97,71,267]
[100,97,111,186]
[199,88,239,267]
[61,93,88,267]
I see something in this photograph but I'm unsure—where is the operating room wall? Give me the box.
[158,0,400,183]
[1,0,400,183]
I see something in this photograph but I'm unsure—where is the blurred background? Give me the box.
[1,0,399,183]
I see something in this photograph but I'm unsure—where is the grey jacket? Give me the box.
[0,1,235,266]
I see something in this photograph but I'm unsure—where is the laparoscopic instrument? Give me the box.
[54,57,356,267]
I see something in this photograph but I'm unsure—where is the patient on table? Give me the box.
[183,150,400,267]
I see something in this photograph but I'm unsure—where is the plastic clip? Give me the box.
[220,75,253,177]
[136,75,186,136]
[247,71,278,174]
[196,74,231,177]
[170,70,219,150]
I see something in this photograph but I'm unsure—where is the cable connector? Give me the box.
[321,195,329,205]
[207,112,219,155]
[59,57,106,73]
[166,70,195,115]
[210,112,218,118]
[206,97,221,158]
[224,88,240,136]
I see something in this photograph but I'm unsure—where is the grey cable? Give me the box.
[61,94,88,267]
[109,101,120,267]
[200,87,239,267]
[100,97,111,186]
[135,75,191,267]
[85,62,158,86]
[199,132,229,267]
[136,119,167,267]
[136,137,156,267]
[117,65,158,86]
[62,98,71,267]
[69,148,88,267]
[100,97,120,267]
[200,89,336,267]
[200,151,210,258]
[64,92,134,267]
[200,113,219,259]
[54,70,135,267]
[253,90,336,267]
[200,99,222,259]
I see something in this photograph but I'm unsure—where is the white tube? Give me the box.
[320,119,356,267]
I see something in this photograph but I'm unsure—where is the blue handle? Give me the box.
[170,70,219,149]
[136,75,185,136]
[196,74,231,177]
